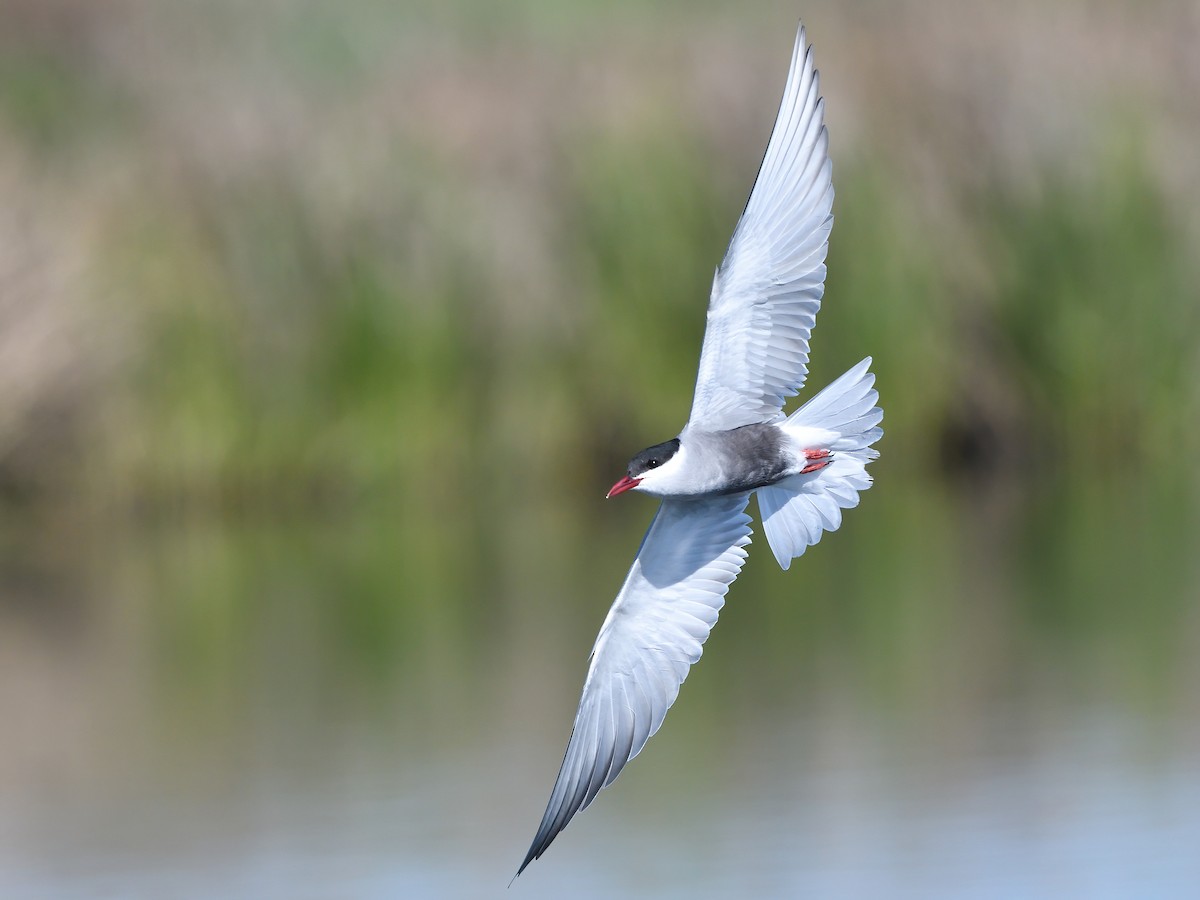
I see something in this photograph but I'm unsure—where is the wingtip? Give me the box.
[796,20,813,54]
[516,816,562,881]
[512,847,537,884]
[792,22,809,68]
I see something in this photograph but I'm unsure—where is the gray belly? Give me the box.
[694,424,795,494]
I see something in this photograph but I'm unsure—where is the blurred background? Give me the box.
[1,0,1198,897]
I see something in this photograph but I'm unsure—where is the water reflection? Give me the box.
[0,471,1197,898]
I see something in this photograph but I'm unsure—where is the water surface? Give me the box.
[1,472,1197,898]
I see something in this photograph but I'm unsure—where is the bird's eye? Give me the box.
[647,459,659,468]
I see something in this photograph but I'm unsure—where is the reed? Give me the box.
[0,2,1194,512]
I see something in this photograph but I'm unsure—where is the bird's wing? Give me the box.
[686,24,833,432]
[517,494,752,874]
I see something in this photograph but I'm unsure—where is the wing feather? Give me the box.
[686,25,833,431]
[517,495,752,874]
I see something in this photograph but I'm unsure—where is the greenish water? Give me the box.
[1,471,1197,898]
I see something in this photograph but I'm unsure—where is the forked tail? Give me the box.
[758,357,882,569]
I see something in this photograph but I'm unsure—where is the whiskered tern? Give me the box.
[518,23,883,875]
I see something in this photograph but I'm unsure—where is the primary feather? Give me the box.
[517,495,752,874]
[687,25,832,432]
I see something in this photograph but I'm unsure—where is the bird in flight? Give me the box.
[517,23,882,875]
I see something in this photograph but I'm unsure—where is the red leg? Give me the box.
[800,448,832,474]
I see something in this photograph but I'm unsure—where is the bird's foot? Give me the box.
[800,448,832,474]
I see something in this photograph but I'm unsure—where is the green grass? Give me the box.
[79,126,1198,512]
[979,146,1200,471]
[0,5,1194,513]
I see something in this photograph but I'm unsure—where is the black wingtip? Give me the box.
[511,844,540,885]
[514,829,549,880]
[514,854,533,882]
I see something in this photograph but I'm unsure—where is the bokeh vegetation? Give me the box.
[1,0,1196,518]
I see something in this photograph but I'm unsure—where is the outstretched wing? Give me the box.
[686,24,833,432]
[517,495,753,874]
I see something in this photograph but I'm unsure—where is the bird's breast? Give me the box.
[681,424,795,496]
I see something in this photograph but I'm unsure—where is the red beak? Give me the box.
[606,475,641,498]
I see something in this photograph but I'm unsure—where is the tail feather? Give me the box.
[760,358,882,569]
[787,356,882,450]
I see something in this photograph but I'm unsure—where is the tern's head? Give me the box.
[606,438,682,498]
